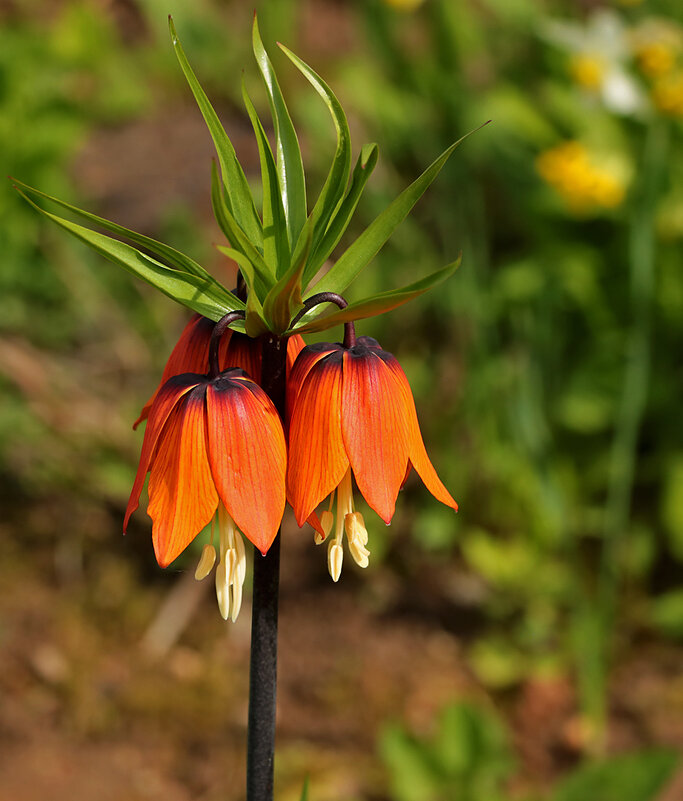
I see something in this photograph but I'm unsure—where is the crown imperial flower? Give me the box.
[125,363,287,618]
[286,335,457,580]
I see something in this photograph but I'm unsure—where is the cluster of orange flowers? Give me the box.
[125,314,457,620]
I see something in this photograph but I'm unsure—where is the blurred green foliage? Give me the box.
[3,0,683,794]
[333,0,683,741]
[380,702,678,801]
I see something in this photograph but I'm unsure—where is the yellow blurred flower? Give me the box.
[536,142,627,213]
[383,0,426,11]
[632,19,682,79]
[652,71,683,117]
[636,41,677,78]
[569,53,606,91]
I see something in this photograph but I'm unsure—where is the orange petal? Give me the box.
[286,342,341,427]
[206,375,286,554]
[287,353,349,525]
[286,334,306,375]
[306,511,324,536]
[147,385,219,567]
[134,314,214,429]
[124,375,200,532]
[383,355,458,511]
[284,337,324,534]
[400,462,412,489]
[341,349,410,523]
[219,330,262,382]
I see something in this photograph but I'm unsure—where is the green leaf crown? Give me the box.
[15,15,478,338]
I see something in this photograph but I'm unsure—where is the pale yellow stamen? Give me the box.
[194,544,217,580]
[230,525,247,622]
[345,512,370,569]
[321,467,371,580]
[316,510,334,544]
[216,550,235,620]
[195,503,247,622]
[328,541,344,582]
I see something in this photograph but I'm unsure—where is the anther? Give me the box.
[229,529,247,622]
[194,543,217,580]
[317,510,334,544]
[345,512,371,568]
[328,540,344,582]
[211,503,248,622]
[215,555,231,620]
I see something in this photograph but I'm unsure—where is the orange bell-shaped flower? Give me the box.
[287,335,457,580]
[125,367,287,618]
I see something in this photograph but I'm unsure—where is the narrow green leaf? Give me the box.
[241,82,291,277]
[304,142,379,285]
[13,178,229,293]
[17,188,245,324]
[292,257,461,335]
[298,777,310,801]
[314,127,483,296]
[278,44,352,259]
[263,220,313,334]
[215,246,270,336]
[169,16,262,247]
[215,246,256,294]
[210,162,273,293]
[245,292,270,337]
[253,16,307,249]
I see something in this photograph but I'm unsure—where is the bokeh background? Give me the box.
[2,0,683,799]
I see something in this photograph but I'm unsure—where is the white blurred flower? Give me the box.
[543,10,647,115]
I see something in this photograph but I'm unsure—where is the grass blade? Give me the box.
[169,16,262,247]
[13,178,224,289]
[242,81,291,277]
[216,247,270,337]
[304,142,379,285]
[17,188,245,323]
[263,219,312,334]
[293,257,460,334]
[278,44,352,261]
[210,162,273,294]
[313,127,484,296]
[253,16,307,249]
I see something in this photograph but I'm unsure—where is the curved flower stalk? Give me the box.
[134,312,305,429]
[287,334,457,581]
